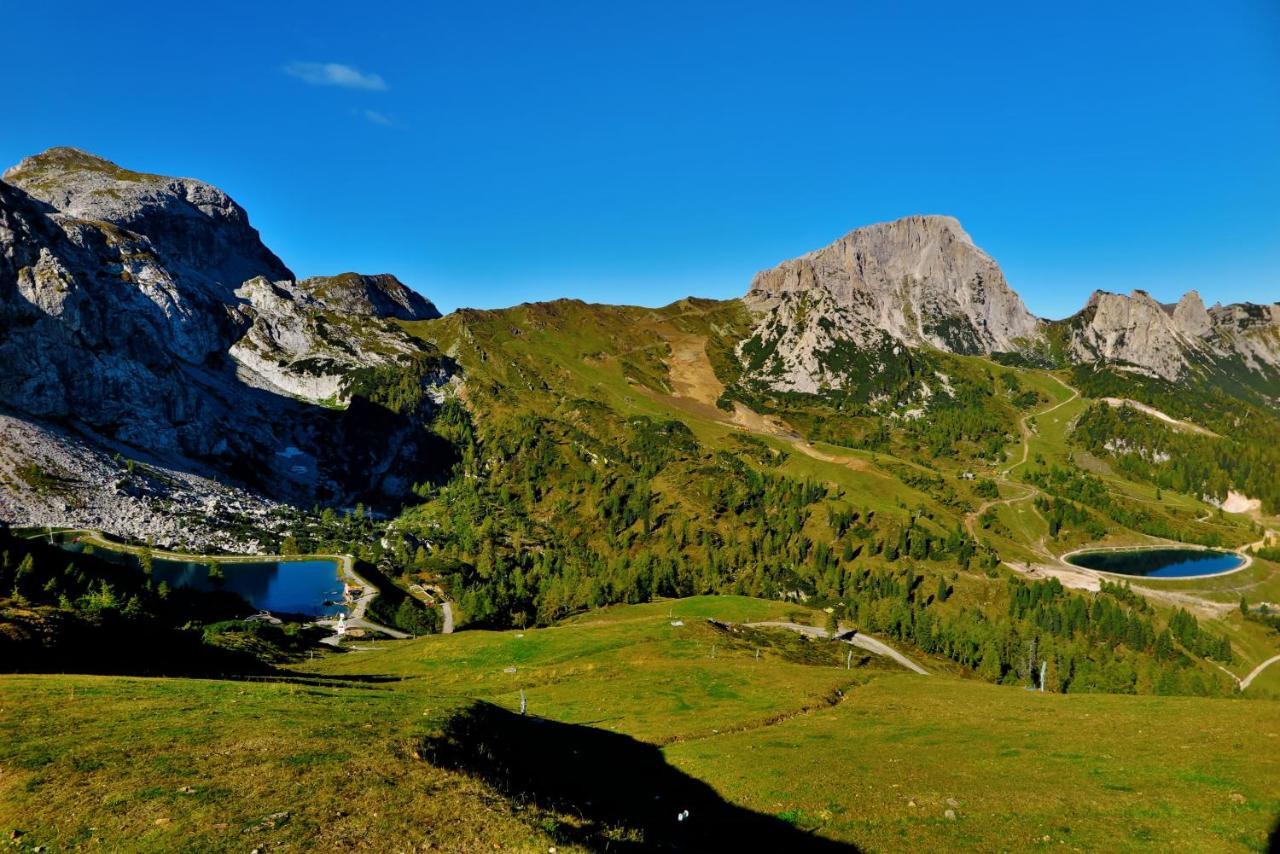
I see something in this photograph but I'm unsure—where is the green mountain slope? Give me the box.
[2,597,1277,851]
[322,295,1280,700]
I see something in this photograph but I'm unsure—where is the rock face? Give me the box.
[229,275,439,403]
[1060,289,1280,382]
[4,147,292,363]
[735,214,1280,392]
[739,215,1041,392]
[298,272,441,322]
[1208,301,1280,378]
[0,147,450,515]
[1064,290,1204,380]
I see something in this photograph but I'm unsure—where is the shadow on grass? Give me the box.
[418,701,860,852]
[222,672,411,687]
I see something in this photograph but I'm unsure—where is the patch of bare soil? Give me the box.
[645,328,882,477]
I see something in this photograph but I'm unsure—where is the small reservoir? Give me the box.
[50,535,345,617]
[1065,547,1245,579]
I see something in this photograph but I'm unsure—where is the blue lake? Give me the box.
[1065,548,1245,578]
[52,537,345,617]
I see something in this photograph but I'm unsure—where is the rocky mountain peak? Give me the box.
[0,148,450,508]
[737,215,1041,393]
[4,146,292,301]
[1065,290,1200,379]
[3,146,153,183]
[1205,300,1280,379]
[1061,288,1280,382]
[1172,290,1213,338]
[746,215,1040,353]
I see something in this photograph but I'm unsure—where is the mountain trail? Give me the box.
[967,372,1077,548]
[1003,375,1078,477]
[1240,655,1280,691]
[1100,398,1218,437]
[745,621,929,675]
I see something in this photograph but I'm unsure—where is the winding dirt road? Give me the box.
[1100,397,1218,437]
[746,621,929,675]
[337,557,409,637]
[962,376,1077,555]
[1002,374,1078,478]
[1240,654,1280,691]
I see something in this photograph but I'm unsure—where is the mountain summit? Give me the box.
[4,147,293,307]
[0,147,450,515]
[739,215,1041,393]
[736,215,1280,393]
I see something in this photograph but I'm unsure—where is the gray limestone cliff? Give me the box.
[0,147,450,514]
[739,215,1041,393]
[1059,289,1280,382]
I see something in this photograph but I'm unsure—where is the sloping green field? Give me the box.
[3,596,1277,852]
[668,675,1280,851]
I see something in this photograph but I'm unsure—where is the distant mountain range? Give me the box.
[1,147,1277,533]
[740,214,1280,392]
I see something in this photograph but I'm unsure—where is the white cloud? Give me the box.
[362,109,395,127]
[284,61,387,91]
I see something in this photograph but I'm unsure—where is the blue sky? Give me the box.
[3,0,1278,317]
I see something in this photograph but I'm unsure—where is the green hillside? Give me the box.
[6,296,1280,851]
[376,298,1279,692]
[3,596,1277,851]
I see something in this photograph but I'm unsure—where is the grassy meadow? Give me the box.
[3,595,1278,852]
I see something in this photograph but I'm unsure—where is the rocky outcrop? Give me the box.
[298,272,440,321]
[4,147,291,289]
[1172,291,1213,338]
[1059,289,1280,382]
[1207,301,1280,379]
[0,147,451,518]
[1064,290,1202,380]
[739,215,1041,392]
[735,214,1280,392]
[229,275,436,403]
[4,147,291,363]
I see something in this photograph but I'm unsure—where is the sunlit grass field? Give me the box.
[667,674,1280,851]
[3,596,1278,852]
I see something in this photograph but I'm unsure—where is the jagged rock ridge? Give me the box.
[0,147,449,517]
[1059,289,1280,382]
[736,214,1280,392]
[299,272,441,322]
[230,274,439,403]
